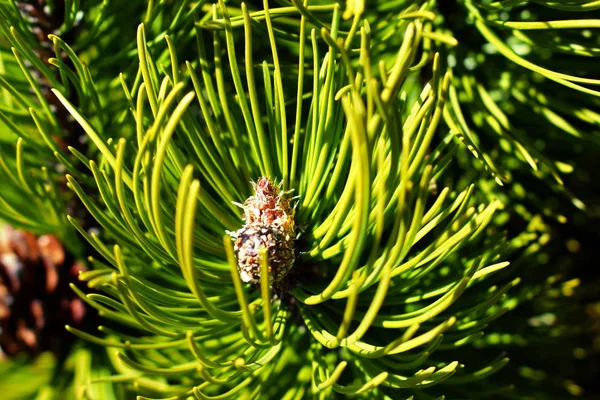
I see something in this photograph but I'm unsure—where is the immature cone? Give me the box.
[0,225,87,357]
[232,177,295,286]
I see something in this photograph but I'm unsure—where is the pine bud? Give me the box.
[231,177,295,286]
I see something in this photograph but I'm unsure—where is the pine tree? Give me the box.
[0,1,598,399]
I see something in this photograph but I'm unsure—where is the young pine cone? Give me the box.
[0,225,87,358]
[231,177,296,286]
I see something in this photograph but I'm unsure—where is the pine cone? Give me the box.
[16,0,66,64]
[234,225,295,284]
[231,177,296,287]
[0,225,87,358]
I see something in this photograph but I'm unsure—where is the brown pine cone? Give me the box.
[16,0,66,64]
[234,225,295,285]
[0,224,87,358]
[231,177,296,289]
